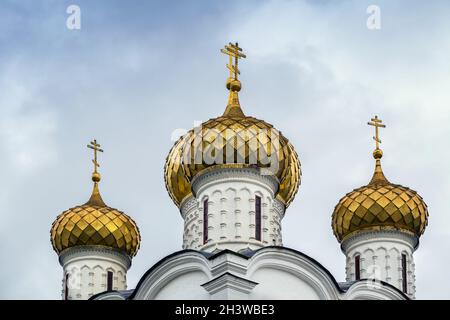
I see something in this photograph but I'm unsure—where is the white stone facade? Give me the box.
[88,166,422,301]
[341,230,417,299]
[59,246,131,300]
[94,247,407,300]
[181,168,285,252]
[87,166,420,301]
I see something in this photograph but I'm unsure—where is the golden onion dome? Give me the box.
[164,43,301,208]
[332,117,428,242]
[50,140,141,257]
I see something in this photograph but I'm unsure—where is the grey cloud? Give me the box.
[0,0,448,299]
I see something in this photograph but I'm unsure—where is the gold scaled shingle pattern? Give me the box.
[51,184,141,257]
[332,160,428,242]
[164,112,301,208]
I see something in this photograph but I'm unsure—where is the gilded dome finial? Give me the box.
[367,115,385,158]
[50,139,141,256]
[220,42,246,117]
[86,139,106,206]
[165,45,301,208]
[87,139,103,180]
[331,116,429,242]
[367,116,389,185]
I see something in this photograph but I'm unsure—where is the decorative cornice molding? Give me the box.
[209,251,249,277]
[191,167,278,197]
[180,196,198,218]
[200,240,264,253]
[201,272,258,295]
[91,291,126,300]
[341,229,419,253]
[59,245,131,270]
[343,279,408,300]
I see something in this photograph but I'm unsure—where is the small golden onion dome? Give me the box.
[332,147,428,242]
[51,142,141,257]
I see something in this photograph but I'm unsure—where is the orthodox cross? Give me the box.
[220,42,246,80]
[367,115,386,150]
[87,139,103,173]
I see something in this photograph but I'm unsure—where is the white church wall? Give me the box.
[249,267,321,299]
[59,246,130,300]
[341,230,417,298]
[181,168,285,252]
[153,271,210,300]
[247,248,341,300]
[95,247,407,300]
[132,254,212,300]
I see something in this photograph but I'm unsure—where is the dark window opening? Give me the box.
[355,255,361,280]
[402,254,407,293]
[107,271,113,291]
[255,196,262,241]
[65,273,69,300]
[203,199,208,244]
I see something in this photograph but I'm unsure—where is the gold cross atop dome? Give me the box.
[87,139,104,174]
[50,139,141,256]
[220,42,246,117]
[86,139,105,205]
[367,115,388,183]
[368,115,386,156]
[332,115,429,242]
[221,42,246,80]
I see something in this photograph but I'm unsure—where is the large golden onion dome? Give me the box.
[50,140,141,257]
[164,43,301,208]
[332,117,428,242]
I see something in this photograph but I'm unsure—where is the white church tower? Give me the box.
[331,116,428,299]
[50,140,141,300]
[164,42,301,254]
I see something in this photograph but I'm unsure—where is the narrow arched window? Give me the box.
[255,196,262,241]
[107,271,113,291]
[355,255,361,280]
[203,199,208,244]
[402,254,407,293]
[65,273,69,300]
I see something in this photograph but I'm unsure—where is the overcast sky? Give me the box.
[0,0,449,299]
